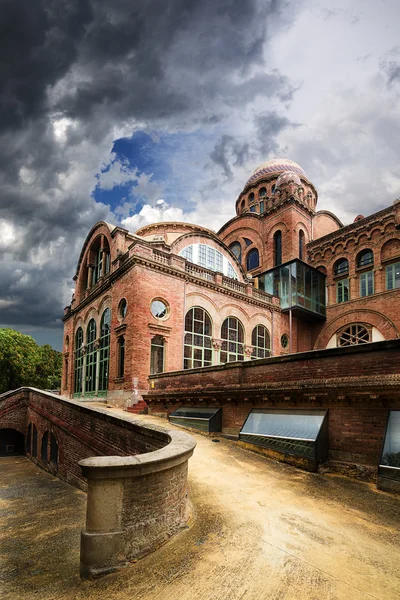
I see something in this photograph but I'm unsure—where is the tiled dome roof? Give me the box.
[245,159,305,187]
[275,170,302,188]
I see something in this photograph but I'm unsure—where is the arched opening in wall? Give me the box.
[220,317,244,363]
[74,327,84,396]
[150,336,165,375]
[274,230,282,266]
[248,192,255,203]
[85,319,97,395]
[337,324,371,347]
[251,325,271,359]
[259,187,266,198]
[50,433,58,470]
[32,425,38,457]
[229,242,242,264]
[299,230,305,260]
[41,431,49,463]
[240,200,245,213]
[184,307,213,369]
[27,423,32,455]
[246,248,260,271]
[0,429,25,456]
[117,336,125,378]
[99,308,111,395]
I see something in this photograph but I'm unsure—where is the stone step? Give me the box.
[126,400,148,415]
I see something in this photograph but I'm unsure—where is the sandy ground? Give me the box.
[1,413,400,600]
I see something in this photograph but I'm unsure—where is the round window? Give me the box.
[119,298,127,319]
[281,334,289,348]
[151,299,168,319]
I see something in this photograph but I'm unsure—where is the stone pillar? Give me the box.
[244,346,254,361]
[81,345,87,398]
[212,339,222,365]
[80,475,125,579]
[87,265,94,289]
[94,340,101,396]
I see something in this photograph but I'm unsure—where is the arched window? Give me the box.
[259,187,267,198]
[92,239,111,286]
[150,336,165,374]
[271,184,276,194]
[334,258,349,276]
[99,309,111,393]
[251,325,271,359]
[32,425,38,458]
[249,192,255,202]
[27,423,32,455]
[50,433,58,470]
[274,230,282,266]
[74,327,84,395]
[85,319,97,394]
[229,242,241,263]
[356,249,373,268]
[299,230,305,260]
[338,324,370,347]
[240,200,245,212]
[117,337,125,378]
[184,307,213,369]
[220,317,244,363]
[246,248,260,271]
[41,431,48,463]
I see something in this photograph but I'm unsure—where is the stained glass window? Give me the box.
[74,327,84,395]
[98,309,111,392]
[220,317,244,363]
[251,325,271,359]
[184,307,213,369]
[85,319,97,393]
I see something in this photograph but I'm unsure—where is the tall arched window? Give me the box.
[274,230,282,266]
[85,319,97,394]
[184,307,213,369]
[246,248,259,271]
[117,337,125,378]
[299,230,305,260]
[41,431,48,463]
[74,327,84,395]
[229,242,241,264]
[99,309,111,393]
[251,325,271,359]
[259,187,267,198]
[150,336,165,374]
[220,317,244,363]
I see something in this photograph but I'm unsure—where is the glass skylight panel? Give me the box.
[381,411,400,469]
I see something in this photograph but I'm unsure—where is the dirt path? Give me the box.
[1,414,400,600]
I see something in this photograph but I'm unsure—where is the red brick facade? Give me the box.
[61,158,400,471]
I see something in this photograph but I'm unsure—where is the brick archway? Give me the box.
[314,309,399,349]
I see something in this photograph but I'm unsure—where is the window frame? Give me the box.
[386,261,400,291]
[360,270,374,297]
[336,278,350,303]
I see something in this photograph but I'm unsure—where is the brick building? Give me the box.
[62,158,400,486]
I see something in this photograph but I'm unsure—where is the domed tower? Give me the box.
[235,158,318,216]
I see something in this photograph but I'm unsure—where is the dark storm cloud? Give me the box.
[0,0,298,339]
[255,111,299,154]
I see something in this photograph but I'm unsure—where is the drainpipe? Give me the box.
[271,310,274,356]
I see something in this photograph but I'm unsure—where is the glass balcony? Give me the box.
[257,260,326,320]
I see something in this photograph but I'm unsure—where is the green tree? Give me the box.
[0,329,62,393]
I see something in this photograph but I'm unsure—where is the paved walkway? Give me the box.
[1,413,400,600]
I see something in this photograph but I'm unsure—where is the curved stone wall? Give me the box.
[0,388,196,578]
